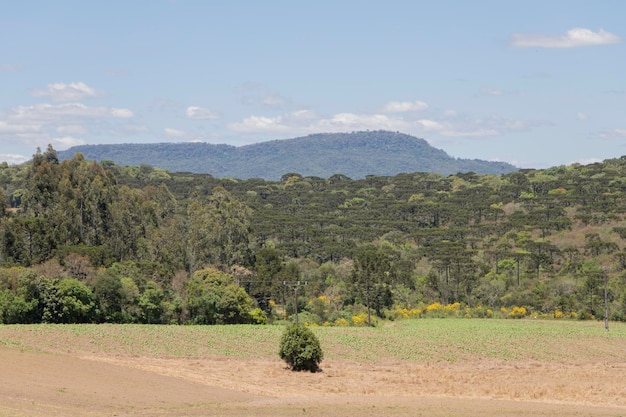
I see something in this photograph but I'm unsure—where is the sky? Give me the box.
[1,1,625,169]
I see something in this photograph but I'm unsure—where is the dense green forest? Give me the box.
[57,131,517,180]
[1,145,626,325]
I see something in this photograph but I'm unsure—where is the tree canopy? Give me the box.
[2,148,626,324]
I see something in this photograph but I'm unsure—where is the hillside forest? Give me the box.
[57,130,517,180]
[1,145,626,325]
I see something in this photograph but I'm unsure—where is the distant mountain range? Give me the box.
[58,131,518,180]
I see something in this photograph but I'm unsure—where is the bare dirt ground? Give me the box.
[2,346,626,417]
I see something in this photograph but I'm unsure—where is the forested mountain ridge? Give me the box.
[1,146,626,325]
[57,131,517,180]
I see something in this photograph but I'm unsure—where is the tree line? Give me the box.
[1,146,626,324]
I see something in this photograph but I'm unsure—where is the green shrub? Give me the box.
[279,324,323,372]
[290,310,321,325]
[249,307,268,324]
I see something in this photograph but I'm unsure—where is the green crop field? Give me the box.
[1,319,624,364]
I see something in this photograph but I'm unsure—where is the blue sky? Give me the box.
[1,1,624,169]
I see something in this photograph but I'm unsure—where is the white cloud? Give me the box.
[164,127,187,137]
[10,103,133,122]
[511,28,622,48]
[0,102,135,155]
[229,105,549,144]
[229,115,290,133]
[51,136,85,149]
[186,106,221,120]
[317,113,411,132]
[230,110,411,135]
[110,108,134,118]
[230,110,324,134]
[383,100,428,113]
[0,154,29,164]
[416,119,445,131]
[31,82,99,101]
[576,112,589,121]
[287,109,318,121]
[0,121,41,134]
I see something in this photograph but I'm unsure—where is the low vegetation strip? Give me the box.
[1,319,624,364]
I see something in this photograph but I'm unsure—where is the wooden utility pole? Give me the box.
[284,281,307,324]
[604,269,609,332]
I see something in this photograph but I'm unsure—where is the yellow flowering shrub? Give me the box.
[395,307,422,319]
[444,302,461,312]
[351,313,369,326]
[508,306,527,319]
[334,318,348,327]
[426,302,443,312]
[388,302,539,321]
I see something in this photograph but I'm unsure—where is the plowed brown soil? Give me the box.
[2,345,626,417]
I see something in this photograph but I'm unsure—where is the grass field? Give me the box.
[2,318,624,362]
[1,319,625,416]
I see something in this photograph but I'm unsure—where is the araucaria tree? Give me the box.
[350,245,394,325]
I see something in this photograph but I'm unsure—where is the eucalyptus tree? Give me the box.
[186,187,253,272]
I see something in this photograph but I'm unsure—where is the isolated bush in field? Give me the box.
[279,324,323,372]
